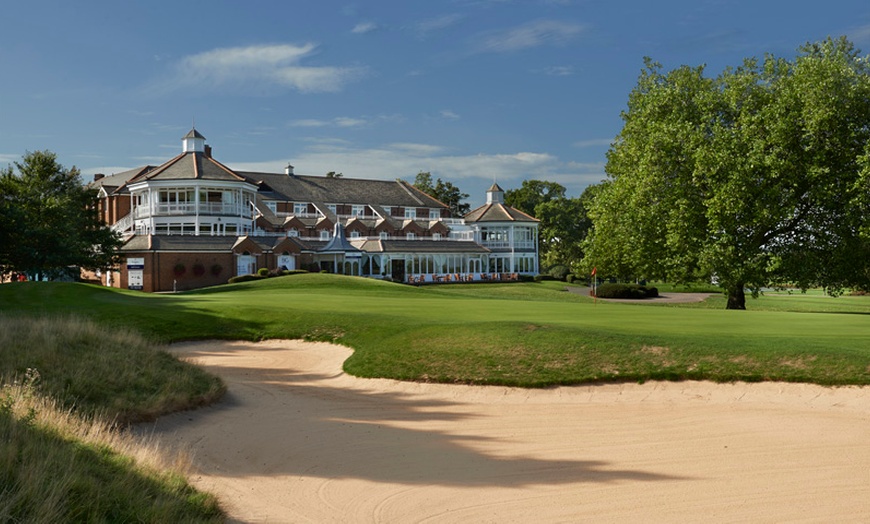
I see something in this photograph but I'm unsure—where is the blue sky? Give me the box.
[2,1,869,207]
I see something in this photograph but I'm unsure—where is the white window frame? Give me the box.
[405,208,416,219]
[294,203,307,215]
[429,209,440,220]
[351,205,364,217]
[320,230,330,240]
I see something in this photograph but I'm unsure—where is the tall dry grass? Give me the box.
[0,314,225,423]
[0,315,225,522]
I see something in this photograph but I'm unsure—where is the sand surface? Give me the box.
[140,340,870,523]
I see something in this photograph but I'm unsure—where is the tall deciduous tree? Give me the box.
[585,37,870,309]
[0,151,122,279]
[412,172,470,216]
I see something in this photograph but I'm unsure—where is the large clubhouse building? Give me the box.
[90,129,539,292]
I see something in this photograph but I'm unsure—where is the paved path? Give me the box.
[566,285,714,304]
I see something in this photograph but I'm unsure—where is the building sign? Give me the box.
[128,270,143,290]
[127,257,144,290]
[126,257,144,269]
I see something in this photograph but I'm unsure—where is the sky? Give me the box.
[2,1,869,208]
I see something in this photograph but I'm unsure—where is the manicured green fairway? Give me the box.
[2,273,868,386]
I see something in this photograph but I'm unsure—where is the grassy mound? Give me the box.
[0,314,226,521]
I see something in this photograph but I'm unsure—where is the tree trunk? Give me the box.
[726,284,746,310]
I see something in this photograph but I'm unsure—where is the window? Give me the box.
[379,231,388,240]
[404,208,416,219]
[429,209,440,220]
[294,203,307,215]
[287,228,299,237]
[433,232,442,240]
[407,232,416,240]
[327,204,337,215]
[350,231,360,239]
[265,201,277,213]
[320,230,330,240]
[351,205,365,217]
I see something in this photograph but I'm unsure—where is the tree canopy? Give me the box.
[412,172,470,216]
[585,37,870,309]
[0,151,122,280]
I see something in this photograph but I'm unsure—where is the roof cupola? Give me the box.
[486,182,505,204]
[182,128,206,153]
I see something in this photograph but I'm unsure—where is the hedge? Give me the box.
[595,283,659,299]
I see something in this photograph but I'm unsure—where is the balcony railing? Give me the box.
[134,203,251,219]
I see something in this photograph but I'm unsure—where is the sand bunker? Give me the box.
[140,340,870,522]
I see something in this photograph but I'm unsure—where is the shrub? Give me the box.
[227,274,264,284]
[566,274,575,284]
[534,274,555,282]
[192,263,205,277]
[257,267,270,277]
[595,283,659,299]
[548,265,570,281]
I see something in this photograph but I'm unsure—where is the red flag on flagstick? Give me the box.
[591,267,597,276]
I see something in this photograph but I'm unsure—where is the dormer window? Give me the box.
[294,203,307,215]
[350,231,360,239]
[351,205,364,217]
[288,228,299,237]
[379,231,388,240]
[404,208,416,219]
[407,232,416,240]
[429,209,440,220]
[327,204,337,215]
[320,230,330,240]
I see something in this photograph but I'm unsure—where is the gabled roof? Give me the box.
[464,202,539,223]
[234,171,449,210]
[89,166,156,194]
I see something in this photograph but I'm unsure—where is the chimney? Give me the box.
[93,173,105,181]
[285,164,295,175]
[204,145,212,158]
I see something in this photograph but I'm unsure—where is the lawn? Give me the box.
[2,273,868,387]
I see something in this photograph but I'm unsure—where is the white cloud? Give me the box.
[476,20,585,53]
[154,44,366,94]
[847,24,870,44]
[290,114,403,129]
[415,14,464,38]
[334,117,368,128]
[542,65,574,76]
[227,141,601,199]
[440,109,460,120]
[573,138,613,148]
[352,22,378,34]
[290,119,330,128]
[0,154,21,165]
